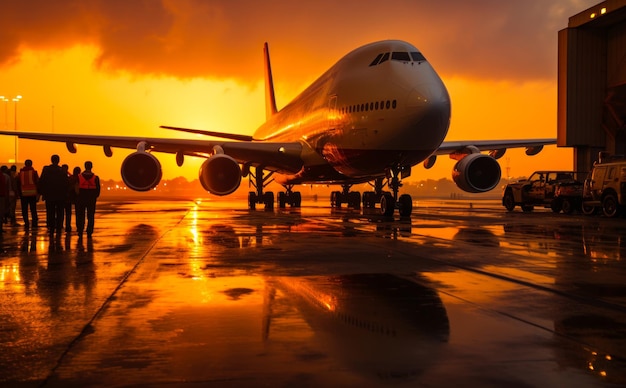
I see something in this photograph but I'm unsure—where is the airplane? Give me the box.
[0,40,555,217]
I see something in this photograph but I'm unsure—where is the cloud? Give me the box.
[0,0,598,81]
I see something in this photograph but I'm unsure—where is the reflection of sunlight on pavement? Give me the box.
[0,264,21,289]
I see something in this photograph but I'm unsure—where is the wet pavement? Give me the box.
[1,198,625,387]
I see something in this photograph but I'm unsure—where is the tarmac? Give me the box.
[1,197,625,387]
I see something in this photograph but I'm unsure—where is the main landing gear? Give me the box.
[246,166,301,211]
[330,167,413,217]
[246,164,413,217]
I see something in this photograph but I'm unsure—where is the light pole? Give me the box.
[0,96,7,129]
[12,95,21,164]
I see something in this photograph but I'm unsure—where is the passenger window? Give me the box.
[593,168,606,184]
[369,53,383,67]
[607,167,616,179]
[386,100,390,109]
[392,100,397,109]
[391,52,411,61]
[411,52,426,62]
[375,101,379,110]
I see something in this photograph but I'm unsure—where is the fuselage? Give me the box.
[254,40,451,184]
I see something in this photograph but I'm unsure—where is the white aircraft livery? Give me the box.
[0,40,555,216]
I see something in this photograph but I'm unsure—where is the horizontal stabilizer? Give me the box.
[160,126,254,142]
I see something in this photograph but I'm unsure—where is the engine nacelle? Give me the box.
[121,151,163,191]
[199,154,242,196]
[452,153,501,193]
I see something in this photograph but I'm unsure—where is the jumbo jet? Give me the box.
[0,40,554,216]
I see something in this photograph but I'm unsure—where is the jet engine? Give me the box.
[121,151,163,191]
[199,154,242,196]
[452,153,501,193]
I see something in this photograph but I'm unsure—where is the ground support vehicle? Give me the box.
[581,154,626,218]
[502,171,584,214]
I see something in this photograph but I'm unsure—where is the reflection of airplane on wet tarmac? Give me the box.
[265,274,449,380]
[0,40,554,216]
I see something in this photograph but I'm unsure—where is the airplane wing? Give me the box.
[0,130,304,173]
[436,138,556,155]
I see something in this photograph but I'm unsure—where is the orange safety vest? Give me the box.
[19,170,38,196]
[78,174,98,189]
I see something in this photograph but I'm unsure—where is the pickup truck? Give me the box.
[502,171,584,213]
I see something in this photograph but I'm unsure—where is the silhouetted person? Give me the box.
[17,159,40,229]
[76,161,100,239]
[38,155,68,236]
[8,165,18,226]
[0,166,10,225]
[0,166,9,234]
[66,166,81,232]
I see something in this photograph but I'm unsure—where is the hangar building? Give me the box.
[558,0,626,171]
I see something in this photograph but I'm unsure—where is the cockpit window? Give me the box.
[369,53,384,66]
[391,52,411,62]
[411,51,426,62]
[370,51,426,67]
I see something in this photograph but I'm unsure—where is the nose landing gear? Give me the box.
[378,168,413,217]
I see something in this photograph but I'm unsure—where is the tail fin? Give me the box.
[264,42,278,119]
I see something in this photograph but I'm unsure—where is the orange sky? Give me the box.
[0,0,600,182]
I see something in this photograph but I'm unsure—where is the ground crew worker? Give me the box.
[8,165,18,226]
[66,166,80,232]
[76,161,100,239]
[17,159,40,229]
[38,154,68,237]
[0,167,9,234]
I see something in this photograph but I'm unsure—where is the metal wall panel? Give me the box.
[558,28,606,147]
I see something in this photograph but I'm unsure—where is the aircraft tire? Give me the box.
[264,192,274,211]
[248,192,257,210]
[380,193,395,217]
[349,192,361,209]
[398,194,412,217]
[292,192,302,207]
[362,192,375,208]
[331,191,341,208]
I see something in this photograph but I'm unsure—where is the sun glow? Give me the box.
[0,46,266,180]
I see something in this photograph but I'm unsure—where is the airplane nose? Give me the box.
[407,83,451,128]
[407,83,449,109]
[404,83,451,149]
[407,84,432,108]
